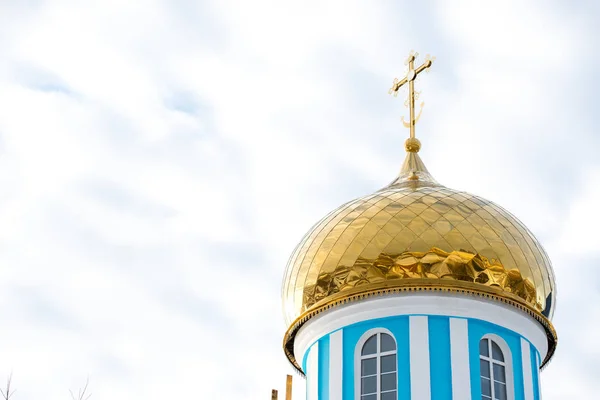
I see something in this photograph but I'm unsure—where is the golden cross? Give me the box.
[388,51,434,152]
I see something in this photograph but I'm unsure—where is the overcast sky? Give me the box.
[0,1,599,399]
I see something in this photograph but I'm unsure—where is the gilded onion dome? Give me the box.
[282,142,557,371]
[282,53,557,372]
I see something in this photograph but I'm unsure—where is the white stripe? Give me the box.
[307,342,319,400]
[449,318,471,399]
[409,316,431,400]
[329,330,343,400]
[521,338,534,400]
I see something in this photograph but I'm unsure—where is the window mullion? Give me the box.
[377,333,381,400]
[489,340,495,399]
[490,363,495,399]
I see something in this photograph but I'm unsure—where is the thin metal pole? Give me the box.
[285,375,292,400]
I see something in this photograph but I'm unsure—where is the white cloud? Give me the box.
[0,1,598,399]
[558,168,600,253]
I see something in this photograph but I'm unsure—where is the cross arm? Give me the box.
[389,76,408,94]
[414,59,433,76]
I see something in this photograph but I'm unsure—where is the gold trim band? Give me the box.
[283,283,557,375]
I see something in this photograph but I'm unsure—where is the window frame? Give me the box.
[354,328,398,400]
[478,334,515,400]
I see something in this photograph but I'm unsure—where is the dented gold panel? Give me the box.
[282,151,556,329]
[283,183,556,325]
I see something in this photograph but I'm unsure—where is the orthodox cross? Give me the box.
[388,51,434,151]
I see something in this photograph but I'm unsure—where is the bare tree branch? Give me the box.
[70,377,92,400]
[0,373,16,400]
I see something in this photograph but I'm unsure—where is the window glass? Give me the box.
[481,377,491,396]
[493,364,506,382]
[381,333,396,351]
[381,373,396,391]
[381,392,396,400]
[491,342,504,362]
[361,376,376,395]
[494,381,506,400]
[480,338,489,357]
[362,358,376,376]
[380,355,396,373]
[480,360,490,378]
[362,336,378,355]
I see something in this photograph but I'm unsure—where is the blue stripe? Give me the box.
[398,318,411,400]
[530,344,540,400]
[428,316,452,400]
[513,338,525,400]
[319,335,330,400]
[302,342,312,373]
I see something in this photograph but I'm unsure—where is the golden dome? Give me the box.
[282,149,557,369]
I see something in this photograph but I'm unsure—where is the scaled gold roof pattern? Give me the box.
[281,151,557,371]
[282,152,556,325]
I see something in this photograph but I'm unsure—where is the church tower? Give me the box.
[280,52,557,400]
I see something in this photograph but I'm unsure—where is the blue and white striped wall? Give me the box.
[295,293,547,400]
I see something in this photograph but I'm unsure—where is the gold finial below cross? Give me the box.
[388,51,435,152]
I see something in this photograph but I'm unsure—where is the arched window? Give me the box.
[479,338,507,400]
[358,331,397,400]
